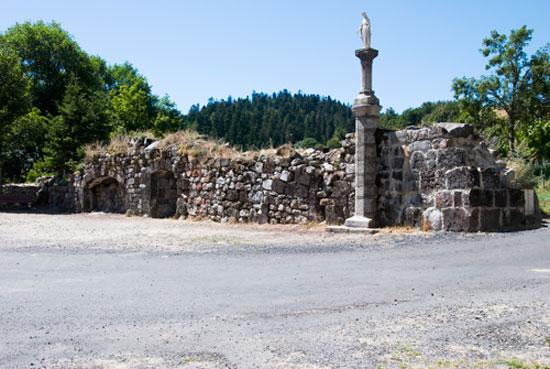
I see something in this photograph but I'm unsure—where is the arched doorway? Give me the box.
[150,170,178,218]
[84,177,125,213]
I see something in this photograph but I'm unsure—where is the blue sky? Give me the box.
[2,0,549,114]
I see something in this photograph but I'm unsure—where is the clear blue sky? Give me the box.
[2,0,550,114]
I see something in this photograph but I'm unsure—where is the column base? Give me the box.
[344,215,378,228]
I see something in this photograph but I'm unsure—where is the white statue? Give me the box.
[357,12,371,49]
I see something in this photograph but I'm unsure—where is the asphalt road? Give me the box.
[1,214,549,368]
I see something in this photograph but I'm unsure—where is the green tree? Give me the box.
[107,62,157,134]
[453,26,550,154]
[0,50,30,151]
[152,95,184,137]
[2,108,48,181]
[522,119,550,161]
[0,21,98,117]
[41,77,110,174]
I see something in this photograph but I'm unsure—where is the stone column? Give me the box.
[344,48,381,228]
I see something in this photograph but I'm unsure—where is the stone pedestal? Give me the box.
[344,48,381,228]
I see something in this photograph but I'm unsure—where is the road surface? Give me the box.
[0,213,549,368]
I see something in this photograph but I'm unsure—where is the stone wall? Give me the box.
[71,139,357,225]
[377,123,535,231]
[50,123,537,231]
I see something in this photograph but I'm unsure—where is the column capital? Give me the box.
[355,48,379,61]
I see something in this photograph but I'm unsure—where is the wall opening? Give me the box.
[84,177,125,213]
[151,170,178,218]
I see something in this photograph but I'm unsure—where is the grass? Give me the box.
[502,359,550,369]
[85,130,156,157]
[84,129,301,162]
[535,182,550,215]
[378,344,550,369]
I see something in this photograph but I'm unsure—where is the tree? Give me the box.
[2,108,48,181]
[152,95,184,137]
[107,62,158,134]
[0,50,30,150]
[0,21,98,117]
[453,26,550,155]
[41,77,110,174]
[0,50,30,186]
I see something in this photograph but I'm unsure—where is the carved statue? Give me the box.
[357,12,371,49]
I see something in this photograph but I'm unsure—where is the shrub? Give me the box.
[507,157,537,189]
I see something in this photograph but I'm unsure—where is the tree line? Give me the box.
[182,91,354,150]
[1,21,549,183]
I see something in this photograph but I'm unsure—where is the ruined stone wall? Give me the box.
[55,123,536,231]
[377,123,533,231]
[71,140,357,224]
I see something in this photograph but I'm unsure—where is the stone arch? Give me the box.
[83,177,126,213]
[150,170,178,218]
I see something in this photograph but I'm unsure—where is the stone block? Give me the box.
[424,207,442,231]
[437,148,466,168]
[325,205,345,225]
[279,170,293,182]
[285,183,296,197]
[494,190,507,207]
[442,208,466,232]
[263,160,275,173]
[296,184,309,198]
[481,168,501,189]
[479,209,501,232]
[333,197,347,207]
[408,140,431,153]
[403,206,423,227]
[410,152,426,171]
[445,167,480,189]
[434,123,474,138]
[504,209,524,228]
[296,171,311,186]
[434,191,453,208]
[509,189,525,208]
[453,191,463,207]
[272,179,286,194]
[226,190,239,201]
[264,194,276,206]
[524,189,535,215]
[332,181,352,197]
[262,179,273,190]
[420,169,445,191]
[464,189,493,207]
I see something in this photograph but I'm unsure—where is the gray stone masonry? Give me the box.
[36,123,539,232]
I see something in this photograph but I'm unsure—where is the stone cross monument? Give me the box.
[344,12,381,229]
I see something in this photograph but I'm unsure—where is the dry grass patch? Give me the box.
[85,131,156,158]
[159,131,240,160]
[84,130,300,162]
[378,225,428,235]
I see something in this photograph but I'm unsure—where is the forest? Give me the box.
[1,21,549,183]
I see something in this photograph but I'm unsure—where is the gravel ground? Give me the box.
[1,212,549,369]
[0,211,518,254]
